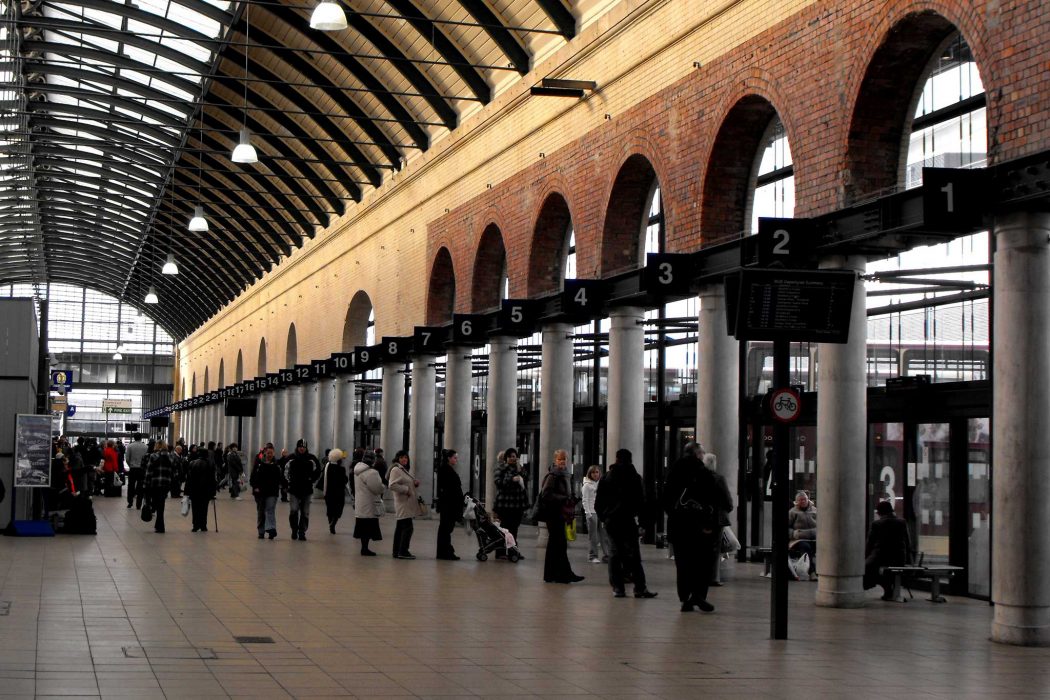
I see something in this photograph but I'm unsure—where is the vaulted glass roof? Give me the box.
[0,0,577,339]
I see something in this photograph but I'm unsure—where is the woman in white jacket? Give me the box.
[353,450,385,556]
[387,450,423,559]
[582,465,609,563]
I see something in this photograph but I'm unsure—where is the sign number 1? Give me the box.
[940,182,954,213]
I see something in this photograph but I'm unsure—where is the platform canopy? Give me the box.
[0,0,575,338]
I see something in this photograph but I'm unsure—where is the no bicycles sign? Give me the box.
[769,387,802,423]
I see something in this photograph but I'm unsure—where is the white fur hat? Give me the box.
[327,448,344,462]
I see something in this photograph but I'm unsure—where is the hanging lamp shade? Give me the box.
[162,253,179,275]
[188,205,208,232]
[112,351,123,361]
[144,285,159,304]
[310,1,347,30]
[231,127,258,164]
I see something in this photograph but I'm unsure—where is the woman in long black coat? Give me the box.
[540,449,583,584]
[435,449,463,560]
[185,453,216,532]
[323,449,349,533]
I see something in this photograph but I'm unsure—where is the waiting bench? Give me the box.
[881,564,965,603]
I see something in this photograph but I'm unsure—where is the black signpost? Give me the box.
[728,218,857,640]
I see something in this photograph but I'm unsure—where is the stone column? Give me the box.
[607,307,645,464]
[380,362,406,458]
[410,356,437,507]
[316,379,332,454]
[303,382,322,457]
[272,389,287,453]
[264,391,277,448]
[285,385,303,450]
[444,349,472,487]
[540,323,574,470]
[485,336,518,505]
[815,255,867,608]
[697,285,740,504]
[992,211,1050,645]
[333,378,356,453]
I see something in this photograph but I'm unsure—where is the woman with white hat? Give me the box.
[322,448,349,533]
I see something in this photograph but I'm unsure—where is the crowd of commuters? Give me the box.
[45,430,906,613]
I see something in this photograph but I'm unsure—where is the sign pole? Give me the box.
[771,338,790,640]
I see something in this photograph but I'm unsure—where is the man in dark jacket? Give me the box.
[595,449,657,599]
[663,442,732,612]
[225,444,244,500]
[185,451,216,532]
[864,500,913,600]
[250,443,284,539]
[286,439,322,541]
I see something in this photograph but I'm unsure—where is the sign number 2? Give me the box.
[772,229,790,255]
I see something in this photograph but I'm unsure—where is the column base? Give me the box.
[815,575,866,608]
[992,604,1050,646]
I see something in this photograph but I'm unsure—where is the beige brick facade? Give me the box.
[177,0,1047,397]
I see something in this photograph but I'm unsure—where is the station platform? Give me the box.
[0,496,1044,699]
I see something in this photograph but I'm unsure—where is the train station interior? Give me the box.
[1,0,1049,697]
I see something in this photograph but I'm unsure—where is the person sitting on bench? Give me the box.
[787,491,817,579]
[864,500,914,600]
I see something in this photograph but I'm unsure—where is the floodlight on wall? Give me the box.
[144,285,159,304]
[310,0,347,30]
[530,78,596,98]
[187,205,208,232]
[162,252,179,275]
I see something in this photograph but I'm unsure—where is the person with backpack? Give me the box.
[595,449,656,599]
[663,443,732,612]
[143,441,174,534]
[225,443,244,500]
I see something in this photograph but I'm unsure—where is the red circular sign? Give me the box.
[770,388,802,423]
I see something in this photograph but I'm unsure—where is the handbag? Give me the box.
[180,495,190,517]
[416,496,429,517]
[140,502,153,522]
[565,520,577,542]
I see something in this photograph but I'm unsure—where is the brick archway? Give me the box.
[285,323,297,367]
[844,11,959,204]
[257,338,267,376]
[527,192,573,298]
[600,153,658,276]
[471,224,506,312]
[426,247,456,325]
[343,291,373,350]
[700,95,779,243]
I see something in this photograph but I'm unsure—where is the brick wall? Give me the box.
[178,0,1048,393]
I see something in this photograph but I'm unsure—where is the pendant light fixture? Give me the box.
[165,184,180,274]
[189,87,209,230]
[112,348,123,361]
[162,252,179,275]
[231,4,258,164]
[144,285,159,305]
[310,0,347,30]
[145,234,159,304]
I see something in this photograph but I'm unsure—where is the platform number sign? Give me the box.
[413,326,448,354]
[280,369,294,385]
[499,299,540,335]
[922,167,984,232]
[562,280,603,320]
[451,314,487,345]
[643,253,693,294]
[295,365,311,382]
[756,217,815,267]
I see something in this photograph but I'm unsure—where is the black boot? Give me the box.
[299,515,309,541]
[289,513,299,540]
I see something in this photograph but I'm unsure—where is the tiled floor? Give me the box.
[1,496,1047,699]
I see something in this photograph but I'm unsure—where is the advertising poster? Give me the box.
[14,414,53,488]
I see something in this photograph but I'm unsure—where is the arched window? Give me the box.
[286,324,298,367]
[749,116,794,233]
[257,338,267,376]
[867,30,988,387]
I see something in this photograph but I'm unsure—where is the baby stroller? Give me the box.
[463,494,521,562]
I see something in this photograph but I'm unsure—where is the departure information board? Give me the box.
[729,268,856,343]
